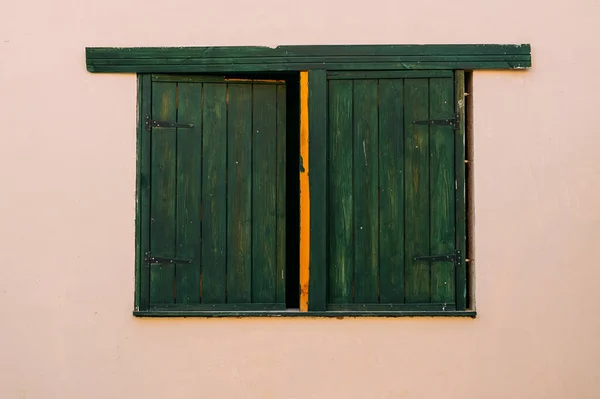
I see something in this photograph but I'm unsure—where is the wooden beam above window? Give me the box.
[86,44,532,73]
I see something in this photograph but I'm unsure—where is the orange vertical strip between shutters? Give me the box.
[299,71,310,312]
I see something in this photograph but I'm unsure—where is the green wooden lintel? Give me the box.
[133,310,477,318]
[86,44,531,73]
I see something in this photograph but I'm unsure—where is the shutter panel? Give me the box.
[146,77,286,310]
[326,71,458,310]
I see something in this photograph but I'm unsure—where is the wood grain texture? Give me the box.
[201,83,228,304]
[275,84,287,305]
[429,77,456,303]
[226,84,253,303]
[149,82,177,304]
[87,44,532,72]
[328,71,453,79]
[455,71,468,310]
[251,84,278,303]
[327,80,354,304]
[175,83,203,304]
[404,79,431,303]
[378,79,405,304]
[135,310,476,317]
[352,80,379,303]
[137,74,152,310]
[307,70,328,311]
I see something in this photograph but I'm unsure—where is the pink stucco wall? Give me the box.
[1,1,599,398]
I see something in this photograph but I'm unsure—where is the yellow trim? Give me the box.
[299,71,310,312]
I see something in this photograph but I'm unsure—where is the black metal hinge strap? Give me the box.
[413,251,461,263]
[412,114,459,128]
[144,252,193,266]
[145,115,195,131]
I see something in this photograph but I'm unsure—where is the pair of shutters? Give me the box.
[140,71,465,312]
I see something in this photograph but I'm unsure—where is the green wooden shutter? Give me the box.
[326,70,460,311]
[144,76,286,311]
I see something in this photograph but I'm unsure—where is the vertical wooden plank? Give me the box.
[226,84,253,303]
[404,78,431,303]
[175,83,203,304]
[352,79,379,303]
[252,84,278,303]
[275,83,287,305]
[201,83,227,304]
[328,80,354,304]
[149,82,177,304]
[284,77,300,309]
[455,70,468,310]
[299,71,310,312]
[378,79,405,304]
[429,77,456,304]
[307,70,327,311]
[138,74,152,311]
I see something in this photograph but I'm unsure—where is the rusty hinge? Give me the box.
[412,114,459,129]
[145,115,195,132]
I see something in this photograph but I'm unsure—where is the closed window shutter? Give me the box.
[146,78,286,310]
[325,71,458,310]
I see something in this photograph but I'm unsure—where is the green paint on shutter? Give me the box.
[379,79,405,304]
[149,82,177,305]
[328,80,354,304]
[226,84,253,303]
[429,78,456,303]
[201,83,228,304]
[275,84,287,305]
[147,78,286,309]
[325,71,460,310]
[353,80,379,304]
[404,78,431,303]
[252,84,278,303]
[175,83,203,304]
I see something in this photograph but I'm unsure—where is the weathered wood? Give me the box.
[327,80,354,304]
[429,77,456,303]
[135,309,476,317]
[307,70,328,311]
[275,84,287,305]
[201,83,228,303]
[328,70,453,79]
[378,79,405,304]
[137,74,152,310]
[90,61,531,73]
[352,80,379,303]
[226,84,253,303]
[326,303,455,311]
[152,74,283,83]
[87,44,532,72]
[149,303,286,311]
[455,71,468,310]
[252,84,278,303]
[149,82,177,304]
[91,55,531,66]
[404,79,431,303]
[89,44,531,59]
[175,83,203,304]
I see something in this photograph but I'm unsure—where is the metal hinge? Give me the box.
[145,115,195,132]
[412,114,459,129]
[413,250,461,264]
[144,252,193,266]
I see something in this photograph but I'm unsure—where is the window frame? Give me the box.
[85,44,532,317]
